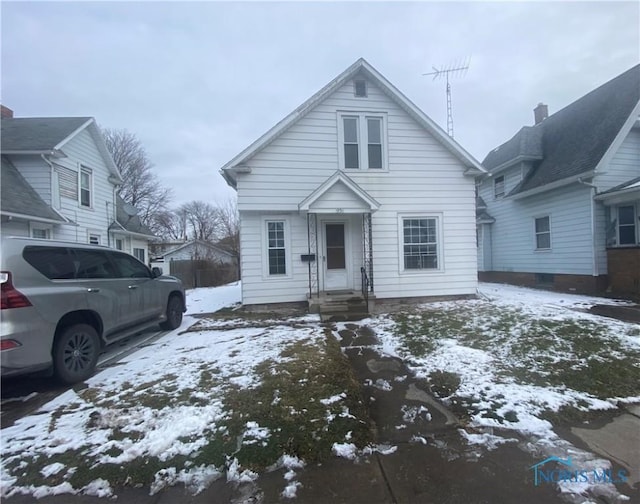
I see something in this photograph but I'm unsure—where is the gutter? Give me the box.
[1,211,74,225]
[509,171,596,200]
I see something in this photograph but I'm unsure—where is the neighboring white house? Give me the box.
[0,107,155,260]
[221,58,485,308]
[477,64,640,296]
[150,239,235,275]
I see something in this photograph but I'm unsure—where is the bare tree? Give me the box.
[152,209,188,241]
[216,197,239,255]
[102,128,172,232]
[180,200,220,241]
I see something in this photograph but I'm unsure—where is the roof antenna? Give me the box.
[423,58,470,138]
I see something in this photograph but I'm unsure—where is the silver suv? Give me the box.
[1,237,186,384]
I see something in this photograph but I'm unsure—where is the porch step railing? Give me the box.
[360,266,370,311]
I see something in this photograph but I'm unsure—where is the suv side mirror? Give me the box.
[151,267,163,278]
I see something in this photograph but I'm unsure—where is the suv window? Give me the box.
[110,252,151,278]
[23,246,76,279]
[71,249,117,279]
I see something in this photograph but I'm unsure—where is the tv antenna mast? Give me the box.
[423,59,470,138]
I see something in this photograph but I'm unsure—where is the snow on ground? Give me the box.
[371,282,640,502]
[185,281,241,315]
[0,281,326,499]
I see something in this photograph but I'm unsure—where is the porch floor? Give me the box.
[308,290,373,322]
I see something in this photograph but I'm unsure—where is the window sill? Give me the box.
[343,168,389,173]
[534,248,552,252]
[400,268,445,275]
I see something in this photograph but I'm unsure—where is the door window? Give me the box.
[72,250,117,279]
[326,224,346,270]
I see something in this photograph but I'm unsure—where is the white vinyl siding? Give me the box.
[595,127,640,192]
[478,171,595,275]
[9,155,52,204]
[235,76,478,303]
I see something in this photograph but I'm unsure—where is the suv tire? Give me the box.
[53,323,100,384]
[160,295,183,331]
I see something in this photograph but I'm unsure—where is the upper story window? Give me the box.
[354,79,367,97]
[89,233,101,246]
[494,175,505,199]
[80,167,92,208]
[535,216,551,250]
[338,113,387,171]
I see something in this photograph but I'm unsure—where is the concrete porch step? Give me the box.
[308,290,373,322]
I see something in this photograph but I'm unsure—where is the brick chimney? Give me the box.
[1,105,14,119]
[534,103,548,125]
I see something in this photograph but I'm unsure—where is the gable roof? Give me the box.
[221,58,485,187]
[483,64,640,196]
[162,239,234,259]
[109,195,155,239]
[1,156,70,224]
[1,116,123,183]
[299,171,380,213]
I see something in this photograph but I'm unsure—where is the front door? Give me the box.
[323,222,349,291]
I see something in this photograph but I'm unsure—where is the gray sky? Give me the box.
[2,1,639,208]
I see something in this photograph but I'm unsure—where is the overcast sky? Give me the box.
[2,1,639,207]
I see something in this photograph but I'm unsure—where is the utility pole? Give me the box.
[423,60,469,138]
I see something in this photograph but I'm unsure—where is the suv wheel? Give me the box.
[160,295,183,330]
[53,324,100,384]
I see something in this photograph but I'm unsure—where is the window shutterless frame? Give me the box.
[397,213,444,274]
[617,205,637,245]
[80,166,92,208]
[494,175,505,199]
[261,217,291,279]
[337,112,388,171]
[534,216,551,250]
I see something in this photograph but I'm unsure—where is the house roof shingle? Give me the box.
[109,195,155,238]
[1,117,92,152]
[482,64,640,195]
[1,156,68,223]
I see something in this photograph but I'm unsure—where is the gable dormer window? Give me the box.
[494,175,505,199]
[354,79,367,97]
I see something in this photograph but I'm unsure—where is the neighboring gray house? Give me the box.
[221,58,485,309]
[0,107,155,260]
[477,64,640,296]
[150,239,235,274]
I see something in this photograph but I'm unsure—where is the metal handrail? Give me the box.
[360,266,370,311]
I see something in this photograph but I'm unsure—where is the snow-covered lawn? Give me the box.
[1,282,371,499]
[373,283,640,440]
[1,281,638,501]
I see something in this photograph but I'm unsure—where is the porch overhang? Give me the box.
[594,179,640,206]
[298,171,380,214]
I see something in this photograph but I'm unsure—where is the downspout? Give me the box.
[578,178,600,280]
[41,154,55,208]
[106,202,111,247]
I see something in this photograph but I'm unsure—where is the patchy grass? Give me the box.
[388,301,640,426]
[3,330,372,496]
[222,331,372,470]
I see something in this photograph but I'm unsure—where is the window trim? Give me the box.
[79,165,93,208]
[534,215,551,251]
[494,175,505,199]
[354,79,367,97]
[88,231,101,246]
[617,204,637,246]
[261,217,292,280]
[30,223,52,240]
[397,213,444,274]
[133,247,146,263]
[337,111,388,172]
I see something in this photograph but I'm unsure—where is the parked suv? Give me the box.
[1,237,186,384]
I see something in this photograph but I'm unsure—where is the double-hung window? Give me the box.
[535,216,551,250]
[267,221,286,275]
[618,205,637,245]
[339,113,386,170]
[80,167,92,208]
[494,175,505,199]
[402,217,439,270]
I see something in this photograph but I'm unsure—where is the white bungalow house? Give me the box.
[477,64,640,296]
[0,107,155,260]
[221,58,485,312]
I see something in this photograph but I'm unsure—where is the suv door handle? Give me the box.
[87,288,100,293]
[128,285,138,290]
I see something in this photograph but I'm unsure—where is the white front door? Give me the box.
[323,221,350,291]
